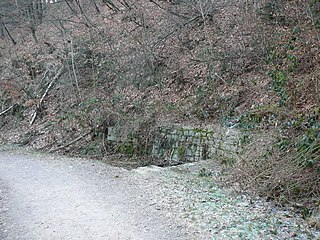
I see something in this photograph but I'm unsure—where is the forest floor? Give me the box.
[0,145,319,240]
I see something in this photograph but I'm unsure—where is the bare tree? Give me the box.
[18,0,47,42]
[0,0,18,44]
[0,0,51,43]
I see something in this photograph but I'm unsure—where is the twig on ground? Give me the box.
[0,105,13,117]
[152,15,201,48]
[49,130,93,153]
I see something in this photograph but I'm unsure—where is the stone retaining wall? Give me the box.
[107,125,241,164]
[152,125,241,164]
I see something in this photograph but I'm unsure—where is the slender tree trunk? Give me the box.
[75,0,84,14]
[3,23,17,45]
[31,26,38,43]
[36,0,43,21]
[92,0,100,13]
[0,22,4,38]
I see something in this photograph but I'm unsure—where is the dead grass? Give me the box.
[227,129,320,217]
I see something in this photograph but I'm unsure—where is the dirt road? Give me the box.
[0,148,190,240]
[1,146,319,240]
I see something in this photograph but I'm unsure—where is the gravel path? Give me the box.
[0,146,319,240]
[0,147,191,240]
[133,164,320,239]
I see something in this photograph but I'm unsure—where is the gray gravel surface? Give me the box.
[0,147,192,240]
[0,145,319,240]
[133,164,320,240]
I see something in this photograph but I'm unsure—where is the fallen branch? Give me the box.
[49,130,93,153]
[30,66,65,125]
[0,105,13,117]
[152,15,201,49]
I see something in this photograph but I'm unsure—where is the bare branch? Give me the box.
[30,66,65,125]
[49,130,93,153]
[0,105,13,117]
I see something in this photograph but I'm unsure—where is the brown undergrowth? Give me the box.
[225,125,320,221]
[0,0,319,217]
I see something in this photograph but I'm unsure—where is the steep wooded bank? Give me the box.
[0,0,319,218]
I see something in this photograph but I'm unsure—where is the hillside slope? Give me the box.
[0,0,319,214]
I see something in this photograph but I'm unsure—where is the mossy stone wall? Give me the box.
[151,125,241,164]
[107,125,241,164]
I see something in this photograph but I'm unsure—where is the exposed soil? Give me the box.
[0,145,319,240]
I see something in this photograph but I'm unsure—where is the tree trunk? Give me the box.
[31,26,38,43]
[92,0,100,13]
[3,23,17,45]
